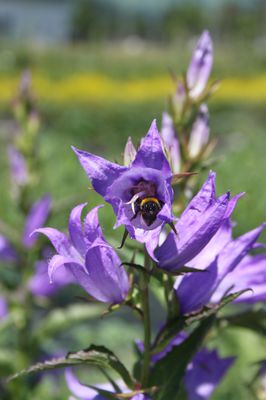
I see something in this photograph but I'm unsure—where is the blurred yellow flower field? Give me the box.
[1,73,266,104]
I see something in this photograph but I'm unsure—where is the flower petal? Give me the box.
[84,205,104,243]
[184,349,234,400]
[0,296,8,320]
[23,195,51,248]
[72,146,127,197]
[156,192,230,271]
[32,227,75,258]
[84,239,129,303]
[132,120,171,177]
[68,203,88,255]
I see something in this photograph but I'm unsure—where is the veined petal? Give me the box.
[23,195,51,248]
[69,203,87,255]
[187,219,233,269]
[156,192,230,271]
[72,146,127,197]
[84,205,104,243]
[32,227,76,258]
[132,120,172,177]
[48,254,84,284]
[84,239,129,304]
[187,30,213,99]
[213,254,266,304]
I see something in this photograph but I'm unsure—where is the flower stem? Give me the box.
[140,248,151,388]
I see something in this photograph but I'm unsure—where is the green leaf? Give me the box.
[152,289,248,355]
[33,304,104,340]
[8,345,135,389]
[149,316,215,400]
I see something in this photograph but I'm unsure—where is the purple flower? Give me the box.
[211,253,266,304]
[0,235,18,262]
[65,369,150,400]
[0,296,8,320]
[188,104,210,158]
[139,333,233,400]
[187,31,213,99]
[184,348,234,400]
[160,112,181,174]
[33,204,129,304]
[28,260,73,298]
[72,120,174,244]
[23,195,52,248]
[8,146,29,188]
[153,171,243,270]
[175,221,265,314]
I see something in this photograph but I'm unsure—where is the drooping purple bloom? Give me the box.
[33,204,129,304]
[65,369,150,400]
[0,296,8,320]
[72,120,174,244]
[184,348,234,400]
[175,222,265,314]
[0,235,18,262]
[8,146,29,187]
[187,31,213,99]
[188,104,210,158]
[28,260,73,298]
[153,171,243,270]
[160,112,181,174]
[23,195,51,248]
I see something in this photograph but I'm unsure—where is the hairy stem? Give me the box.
[140,248,152,388]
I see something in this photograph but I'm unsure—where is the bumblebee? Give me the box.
[132,196,163,226]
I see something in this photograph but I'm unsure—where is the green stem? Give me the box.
[140,249,151,388]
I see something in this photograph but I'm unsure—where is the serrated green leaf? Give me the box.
[152,289,248,355]
[149,316,215,400]
[8,345,135,389]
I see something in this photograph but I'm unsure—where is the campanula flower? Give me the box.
[23,194,52,248]
[28,260,73,298]
[175,221,265,314]
[138,333,233,400]
[187,31,213,99]
[72,120,175,244]
[184,348,234,400]
[0,235,18,262]
[33,204,129,304]
[160,112,181,174]
[0,297,8,320]
[65,369,150,400]
[153,171,243,270]
[188,104,210,158]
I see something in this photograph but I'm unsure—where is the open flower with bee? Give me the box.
[72,120,186,245]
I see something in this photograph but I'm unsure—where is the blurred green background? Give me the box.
[1,0,266,399]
